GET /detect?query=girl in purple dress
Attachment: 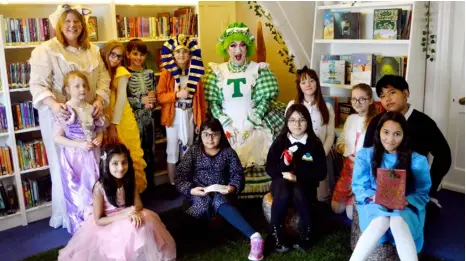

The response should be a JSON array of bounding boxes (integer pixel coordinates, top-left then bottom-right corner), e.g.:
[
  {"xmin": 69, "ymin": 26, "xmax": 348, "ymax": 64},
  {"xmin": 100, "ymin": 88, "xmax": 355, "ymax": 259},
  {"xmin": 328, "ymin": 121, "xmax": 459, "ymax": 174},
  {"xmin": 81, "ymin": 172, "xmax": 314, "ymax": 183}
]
[
  {"xmin": 54, "ymin": 71, "xmax": 106, "ymax": 234},
  {"xmin": 58, "ymin": 144, "xmax": 176, "ymax": 261}
]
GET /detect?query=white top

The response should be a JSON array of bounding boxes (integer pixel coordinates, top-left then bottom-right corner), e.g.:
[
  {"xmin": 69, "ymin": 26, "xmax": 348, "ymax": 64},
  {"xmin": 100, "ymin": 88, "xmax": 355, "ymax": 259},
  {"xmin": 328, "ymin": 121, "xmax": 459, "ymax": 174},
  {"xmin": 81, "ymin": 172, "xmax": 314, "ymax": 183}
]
[
  {"xmin": 111, "ymin": 77, "xmax": 129, "ymax": 124},
  {"xmin": 336, "ymin": 114, "xmax": 367, "ymax": 157},
  {"xmin": 288, "ymin": 133, "xmax": 308, "ymax": 145},
  {"xmin": 404, "ymin": 103, "xmax": 414, "ymax": 120},
  {"xmin": 285, "ymin": 100, "xmax": 335, "ymax": 155},
  {"xmin": 29, "ymin": 38, "xmax": 110, "ymax": 110}
]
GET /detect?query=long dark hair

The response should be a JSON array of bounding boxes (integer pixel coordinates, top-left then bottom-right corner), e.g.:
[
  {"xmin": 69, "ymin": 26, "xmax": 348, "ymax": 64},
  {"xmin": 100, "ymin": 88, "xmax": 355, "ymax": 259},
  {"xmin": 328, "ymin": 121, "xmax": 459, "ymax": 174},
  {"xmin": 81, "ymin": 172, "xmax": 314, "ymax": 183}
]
[
  {"xmin": 295, "ymin": 66, "xmax": 330, "ymax": 125},
  {"xmin": 97, "ymin": 144, "xmax": 135, "ymax": 207},
  {"xmin": 276, "ymin": 103, "xmax": 321, "ymax": 145},
  {"xmin": 197, "ymin": 116, "xmax": 231, "ymax": 151},
  {"xmin": 372, "ymin": 111, "xmax": 413, "ymax": 192}
]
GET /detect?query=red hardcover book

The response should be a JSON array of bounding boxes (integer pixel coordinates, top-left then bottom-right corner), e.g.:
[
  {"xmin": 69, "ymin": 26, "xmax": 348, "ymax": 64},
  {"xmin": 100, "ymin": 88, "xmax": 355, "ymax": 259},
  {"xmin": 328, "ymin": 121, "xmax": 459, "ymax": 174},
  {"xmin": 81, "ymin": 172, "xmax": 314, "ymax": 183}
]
[{"xmin": 375, "ymin": 168, "xmax": 406, "ymax": 210}]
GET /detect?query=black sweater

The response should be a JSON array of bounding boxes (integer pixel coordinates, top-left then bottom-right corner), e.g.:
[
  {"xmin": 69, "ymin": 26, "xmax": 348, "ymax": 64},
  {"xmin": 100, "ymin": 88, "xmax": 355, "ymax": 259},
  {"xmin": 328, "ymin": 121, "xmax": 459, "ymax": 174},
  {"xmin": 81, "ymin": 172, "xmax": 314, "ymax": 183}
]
[
  {"xmin": 266, "ymin": 135, "xmax": 327, "ymax": 187},
  {"xmin": 363, "ymin": 110, "xmax": 452, "ymax": 194}
]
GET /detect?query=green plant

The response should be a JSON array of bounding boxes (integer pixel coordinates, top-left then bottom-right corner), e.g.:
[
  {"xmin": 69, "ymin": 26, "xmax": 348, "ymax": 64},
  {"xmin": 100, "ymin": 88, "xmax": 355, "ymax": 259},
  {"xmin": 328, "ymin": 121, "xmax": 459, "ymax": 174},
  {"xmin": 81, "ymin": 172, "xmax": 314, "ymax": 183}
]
[
  {"xmin": 248, "ymin": 1, "xmax": 296, "ymax": 73},
  {"xmin": 422, "ymin": 2, "xmax": 436, "ymax": 62}
]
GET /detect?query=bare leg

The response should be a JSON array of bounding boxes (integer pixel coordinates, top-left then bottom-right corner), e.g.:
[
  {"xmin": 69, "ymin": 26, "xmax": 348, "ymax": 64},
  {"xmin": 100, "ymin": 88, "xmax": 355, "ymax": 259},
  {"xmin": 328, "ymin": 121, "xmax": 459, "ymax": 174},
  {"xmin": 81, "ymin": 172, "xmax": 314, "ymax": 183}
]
[{"xmin": 167, "ymin": 163, "xmax": 176, "ymax": 185}]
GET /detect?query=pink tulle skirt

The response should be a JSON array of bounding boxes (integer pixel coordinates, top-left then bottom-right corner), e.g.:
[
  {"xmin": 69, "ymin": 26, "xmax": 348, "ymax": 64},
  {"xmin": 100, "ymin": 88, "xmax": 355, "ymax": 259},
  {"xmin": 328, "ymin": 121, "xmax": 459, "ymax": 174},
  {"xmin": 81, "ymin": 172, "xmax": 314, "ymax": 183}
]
[{"xmin": 58, "ymin": 209, "xmax": 176, "ymax": 261}]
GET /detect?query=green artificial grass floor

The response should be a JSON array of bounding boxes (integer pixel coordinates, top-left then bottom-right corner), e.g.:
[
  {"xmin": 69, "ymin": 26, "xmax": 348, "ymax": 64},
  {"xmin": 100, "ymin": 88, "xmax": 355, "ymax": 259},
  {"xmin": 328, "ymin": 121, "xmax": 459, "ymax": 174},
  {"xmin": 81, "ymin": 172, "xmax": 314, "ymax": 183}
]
[{"xmin": 23, "ymin": 201, "xmax": 445, "ymax": 261}]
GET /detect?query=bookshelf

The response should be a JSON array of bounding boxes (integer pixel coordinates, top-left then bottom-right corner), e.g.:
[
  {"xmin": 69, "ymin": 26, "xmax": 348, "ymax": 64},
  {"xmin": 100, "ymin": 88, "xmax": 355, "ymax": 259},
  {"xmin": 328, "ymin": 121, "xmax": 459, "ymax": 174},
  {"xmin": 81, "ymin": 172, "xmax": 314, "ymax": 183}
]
[
  {"xmin": 310, "ymin": 1, "xmax": 426, "ymax": 113},
  {"xmin": 0, "ymin": 1, "xmax": 199, "ymax": 231}
]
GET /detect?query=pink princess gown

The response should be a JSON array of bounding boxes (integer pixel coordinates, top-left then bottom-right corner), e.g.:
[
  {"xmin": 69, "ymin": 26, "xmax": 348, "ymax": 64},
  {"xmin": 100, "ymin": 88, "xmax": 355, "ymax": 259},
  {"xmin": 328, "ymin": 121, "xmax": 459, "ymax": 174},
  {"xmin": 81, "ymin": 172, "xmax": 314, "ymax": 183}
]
[
  {"xmin": 56, "ymin": 104, "xmax": 106, "ymax": 234},
  {"xmin": 58, "ymin": 182, "xmax": 176, "ymax": 261}
]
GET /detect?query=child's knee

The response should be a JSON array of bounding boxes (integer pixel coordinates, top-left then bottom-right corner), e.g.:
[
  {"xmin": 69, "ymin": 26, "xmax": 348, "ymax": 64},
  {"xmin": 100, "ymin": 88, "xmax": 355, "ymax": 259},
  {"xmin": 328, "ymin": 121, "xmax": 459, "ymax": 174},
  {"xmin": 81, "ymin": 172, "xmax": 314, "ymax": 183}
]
[
  {"xmin": 389, "ymin": 216, "xmax": 408, "ymax": 230},
  {"xmin": 370, "ymin": 216, "xmax": 390, "ymax": 231}
]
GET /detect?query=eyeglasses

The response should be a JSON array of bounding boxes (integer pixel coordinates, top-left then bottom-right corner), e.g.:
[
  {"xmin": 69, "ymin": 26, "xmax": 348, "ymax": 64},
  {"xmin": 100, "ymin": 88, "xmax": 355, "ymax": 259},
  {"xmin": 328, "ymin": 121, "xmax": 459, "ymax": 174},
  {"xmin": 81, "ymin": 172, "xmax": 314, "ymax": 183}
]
[
  {"xmin": 201, "ymin": 132, "xmax": 221, "ymax": 139},
  {"xmin": 109, "ymin": 52, "xmax": 124, "ymax": 60},
  {"xmin": 350, "ymin": 97, "xmax": 370, "ymax": 104},
  {"xmin": 288, "ymin": 118, "xmax": 307, "ymax": 126}
]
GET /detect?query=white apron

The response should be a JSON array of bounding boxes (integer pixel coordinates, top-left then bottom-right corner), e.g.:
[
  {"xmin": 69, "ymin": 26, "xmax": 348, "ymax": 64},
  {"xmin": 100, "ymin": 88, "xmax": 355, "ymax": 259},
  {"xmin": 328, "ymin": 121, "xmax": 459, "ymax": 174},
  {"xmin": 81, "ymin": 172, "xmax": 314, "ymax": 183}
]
[{"xmin": 218, "ymin": 62, "xmax": 272, "ymax": 167}]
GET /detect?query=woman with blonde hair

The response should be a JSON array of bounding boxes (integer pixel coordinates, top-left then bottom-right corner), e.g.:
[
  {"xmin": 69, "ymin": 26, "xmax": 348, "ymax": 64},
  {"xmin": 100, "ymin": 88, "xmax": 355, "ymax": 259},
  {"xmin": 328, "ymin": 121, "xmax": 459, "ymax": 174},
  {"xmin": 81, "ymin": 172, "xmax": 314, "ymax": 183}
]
[
  {"xmin": 100, "ymin": 40, "xmax": 148, "ymax": 195},
  {"xmin": 29, "ymin": 4, "xmax": 110, "ymax": 233}
]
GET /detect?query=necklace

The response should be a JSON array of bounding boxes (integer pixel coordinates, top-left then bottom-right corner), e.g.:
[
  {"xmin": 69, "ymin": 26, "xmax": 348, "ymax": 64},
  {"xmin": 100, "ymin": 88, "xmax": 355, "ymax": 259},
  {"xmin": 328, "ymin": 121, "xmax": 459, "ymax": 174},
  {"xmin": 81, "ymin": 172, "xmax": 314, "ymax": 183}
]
[{"xmin": 227, "ymin": 60, "xmax": 249, "ymax": 73}]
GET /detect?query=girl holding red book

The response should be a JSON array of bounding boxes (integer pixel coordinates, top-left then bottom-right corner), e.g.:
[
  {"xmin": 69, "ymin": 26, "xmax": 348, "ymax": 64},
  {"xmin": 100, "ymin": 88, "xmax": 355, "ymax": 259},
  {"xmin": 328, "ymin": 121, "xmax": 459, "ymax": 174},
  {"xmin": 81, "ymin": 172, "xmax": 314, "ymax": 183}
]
[{"xmin": 350, "ymin": 112, "xmax": 431, "ymax": 261}]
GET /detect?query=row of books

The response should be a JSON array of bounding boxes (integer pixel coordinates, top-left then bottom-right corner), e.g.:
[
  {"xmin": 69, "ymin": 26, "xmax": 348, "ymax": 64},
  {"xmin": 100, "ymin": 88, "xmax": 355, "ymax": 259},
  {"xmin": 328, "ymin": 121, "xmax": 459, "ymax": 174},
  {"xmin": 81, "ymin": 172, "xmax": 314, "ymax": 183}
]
[
  {"xmin": 8, "ymin": 62, "xmax": 31, "ymax": 89},
  {"xmin": 320, "ymin": 54, "xmax": 407, "ymax": 87},
  {"xmin": 22, "ymin": 176, "xmax": 51, "ymax": 209},
  {"xmin": 0, "ymin": 181, "xmax": 18, "ymax": 215},
  {"xmin": 3, "ymin": 17, "xmax": 55, "ymax": 44},
  {"xmin": 116, "ymin": 11, "xmax": 197, "ymax": 39},
  {"xmin": 12, "ymin": 101, "xmax": 39, "ymax": 131},
  {"xmin": 323, "ymin": 8, "xmax": 412, "ymax": 40},
  {"xmin": 324, "ymin": 96, "xmax": 385, "ymax": 128},
  {"xmin": 0, "ymin": 146, "xmax": 13, "ymax": 175},
  {"xmin": 0, "ymin": 105, "xmax": 7, "ymax": 133},
  {"xmin": 17, "ymin": 140, "xmax": 48, "ymax": 171}
]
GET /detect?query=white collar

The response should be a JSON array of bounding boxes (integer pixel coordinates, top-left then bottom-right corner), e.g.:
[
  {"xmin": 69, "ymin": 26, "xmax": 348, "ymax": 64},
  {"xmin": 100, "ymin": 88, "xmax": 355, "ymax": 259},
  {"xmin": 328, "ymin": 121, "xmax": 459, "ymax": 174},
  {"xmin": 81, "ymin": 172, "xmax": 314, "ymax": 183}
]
[
  {"xmin": 404, "ymin": 104, "xmax": 414, "ymax": 120},
  {"xmin": 288, "ymin": 133, "xmax": 308, "ymax": 145}
]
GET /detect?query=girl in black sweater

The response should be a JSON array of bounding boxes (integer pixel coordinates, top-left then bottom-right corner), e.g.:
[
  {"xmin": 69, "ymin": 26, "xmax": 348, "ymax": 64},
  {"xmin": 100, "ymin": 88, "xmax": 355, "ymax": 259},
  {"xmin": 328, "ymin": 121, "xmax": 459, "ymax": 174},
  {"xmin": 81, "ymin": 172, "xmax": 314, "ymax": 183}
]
[{"xmin": 266, "ymin": 103, "xmax": 327, "ymax": 253}]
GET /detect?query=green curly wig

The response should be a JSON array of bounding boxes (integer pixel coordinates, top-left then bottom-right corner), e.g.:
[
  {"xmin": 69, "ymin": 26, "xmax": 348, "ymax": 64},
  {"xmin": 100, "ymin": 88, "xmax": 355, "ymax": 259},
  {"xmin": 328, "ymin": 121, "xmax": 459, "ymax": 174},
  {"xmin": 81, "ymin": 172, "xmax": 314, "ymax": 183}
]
[{"xmin": 216, "ymin": 22, "xmax": 256, "ymax": 58}]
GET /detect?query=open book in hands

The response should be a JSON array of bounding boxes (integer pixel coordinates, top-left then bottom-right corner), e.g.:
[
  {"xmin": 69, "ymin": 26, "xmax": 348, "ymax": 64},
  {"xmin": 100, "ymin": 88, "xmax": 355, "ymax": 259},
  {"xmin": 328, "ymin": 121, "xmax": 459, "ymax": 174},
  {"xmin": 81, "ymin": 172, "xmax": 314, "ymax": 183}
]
[{"xmin": 204, "ymin": 184, "xmax": 229, "ymax": 194}]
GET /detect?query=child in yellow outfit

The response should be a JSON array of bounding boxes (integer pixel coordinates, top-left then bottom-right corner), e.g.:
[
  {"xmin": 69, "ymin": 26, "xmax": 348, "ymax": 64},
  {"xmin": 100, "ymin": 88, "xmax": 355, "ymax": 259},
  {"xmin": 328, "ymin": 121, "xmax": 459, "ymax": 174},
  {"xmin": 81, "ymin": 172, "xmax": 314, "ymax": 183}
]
[{"xmin": 101, "ymin": 40, "xmax": 147, "ymax": 194}]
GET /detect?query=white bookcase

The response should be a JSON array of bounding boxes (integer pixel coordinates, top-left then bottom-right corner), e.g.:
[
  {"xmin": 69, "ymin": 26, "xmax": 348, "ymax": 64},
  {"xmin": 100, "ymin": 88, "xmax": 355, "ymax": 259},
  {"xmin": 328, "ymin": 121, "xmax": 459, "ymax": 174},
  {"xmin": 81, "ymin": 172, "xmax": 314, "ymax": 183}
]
[
  {"xmin": 310, "ymin": 1, "xmax": 426, "ymax": 112},
  {"xmin": 0, "ymin": 0, "xmax": 199, "ymax": 232}
]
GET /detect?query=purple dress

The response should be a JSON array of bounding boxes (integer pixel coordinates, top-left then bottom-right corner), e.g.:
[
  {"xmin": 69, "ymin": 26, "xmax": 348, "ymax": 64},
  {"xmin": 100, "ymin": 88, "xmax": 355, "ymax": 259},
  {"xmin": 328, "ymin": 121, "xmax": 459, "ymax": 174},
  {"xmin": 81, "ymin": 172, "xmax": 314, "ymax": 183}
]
[{"xmin": 55, "ymin": 105, "xmax": 106, "ymax": 234}]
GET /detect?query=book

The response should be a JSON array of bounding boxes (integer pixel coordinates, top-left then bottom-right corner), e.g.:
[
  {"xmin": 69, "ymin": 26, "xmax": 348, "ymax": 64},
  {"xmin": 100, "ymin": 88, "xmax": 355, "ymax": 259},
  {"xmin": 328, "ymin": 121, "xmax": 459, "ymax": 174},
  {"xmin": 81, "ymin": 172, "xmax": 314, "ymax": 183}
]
[
  {"xmin": 333, "ymin": 12, "xmax": 360, "ymax": 39},
  {"xmin": 350, "ymin": 53, "xmax": 374, "ymax": 86},
  {"xmin": 375, "ymin": 168, "xmax": 406, "ymax": 210},
  {"xmin": 323, "ymin": 11, "xmax": 334, "ymax": 39},
  {"xmin": 373, "ymin": 9, "xmax": 402, "ymax": 40},
  {"xmin": 204, "ymin": 184, "xmax": 229, "ymax": 194},
  {"xmin": 320, "ymin": 60, "xmax": 346, "ymax": 84},
  {"xmin": 374, "ymin": 55, "xmax": 402, "ymax": 84},
  {"xmin": 87, "ymin": 16, "xmax": 98, "ymax": 41}
]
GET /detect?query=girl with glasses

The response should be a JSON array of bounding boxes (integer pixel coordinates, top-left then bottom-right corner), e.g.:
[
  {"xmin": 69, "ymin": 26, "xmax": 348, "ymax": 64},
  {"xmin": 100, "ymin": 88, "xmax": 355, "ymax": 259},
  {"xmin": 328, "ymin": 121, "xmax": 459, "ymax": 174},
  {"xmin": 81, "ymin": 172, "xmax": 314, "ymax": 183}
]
[
  {"xmin": 100, "ymin": 40, "xmax": 148, "ymax": 196},
  {"xmin": 175, "ymin": 117, "xmax": 264, "ymax": 261},
  {"xmin": 267, "ymin": 104, "xmax": 327, "ymax": 252},
  {"xmin": 285, "ymin": 66, "xmax": 335, "ymax": 202},
  {"xmin": 331, "ymin": 83, "xmax": 378, "ymax": 219}
]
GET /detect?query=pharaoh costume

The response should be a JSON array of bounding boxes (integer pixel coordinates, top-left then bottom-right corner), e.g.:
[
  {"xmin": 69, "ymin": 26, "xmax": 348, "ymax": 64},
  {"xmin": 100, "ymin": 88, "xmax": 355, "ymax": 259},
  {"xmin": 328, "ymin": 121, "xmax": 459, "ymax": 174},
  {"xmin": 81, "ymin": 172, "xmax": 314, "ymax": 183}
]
[{"xmin": 204, "ymin": 22, "xmax": 285, "ymax": 198}]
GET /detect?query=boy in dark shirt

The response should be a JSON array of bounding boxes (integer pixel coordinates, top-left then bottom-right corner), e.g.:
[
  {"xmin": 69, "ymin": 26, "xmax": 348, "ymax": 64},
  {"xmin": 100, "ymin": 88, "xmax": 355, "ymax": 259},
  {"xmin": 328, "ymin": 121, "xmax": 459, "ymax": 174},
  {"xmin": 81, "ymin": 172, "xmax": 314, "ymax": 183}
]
[{"xmin": 363, "ymin": 75, "xmax": 451, "ymax": 213}]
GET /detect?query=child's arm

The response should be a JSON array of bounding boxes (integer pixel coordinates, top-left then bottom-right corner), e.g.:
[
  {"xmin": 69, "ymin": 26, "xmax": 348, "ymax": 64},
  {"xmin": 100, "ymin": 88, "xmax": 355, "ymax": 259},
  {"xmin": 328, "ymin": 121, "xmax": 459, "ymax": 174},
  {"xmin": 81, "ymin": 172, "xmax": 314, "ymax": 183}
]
[
  {"xmin": 112, "ymin": 77, "xmax": 129, "ymax": 125},
  {"xmin": 175, "ymin": 148, "xmax": 197, "ymax": 195},
  {"xmin": 351, "ymin": 148, "xmax": 376, "ymax": 203},
  {"xmin": 133, "ymin": 188, "xmax": 143, "ymax": 211},
  {"xmin": 93, "ymin": 184, "xmax": 135, "ymax": 226},
  {"xmin": 406, "ymin": 154, "xmax": 432, "ymax": 210},
  {"xmin": 53, "ymin": 122, "xmax": 92, "ymax": 150},
  {"xmin": 323, "ymin": 103, "xmax": 335, "ymax": 156}
]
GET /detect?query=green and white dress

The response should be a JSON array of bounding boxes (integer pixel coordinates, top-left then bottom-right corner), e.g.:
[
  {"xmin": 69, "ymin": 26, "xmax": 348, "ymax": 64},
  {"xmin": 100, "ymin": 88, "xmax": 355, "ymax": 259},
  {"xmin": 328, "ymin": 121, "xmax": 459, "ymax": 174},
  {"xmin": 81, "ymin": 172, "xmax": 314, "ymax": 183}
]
[{"xmin": 204, "ymin": 60, "xmax": 286, "ymax": 198}]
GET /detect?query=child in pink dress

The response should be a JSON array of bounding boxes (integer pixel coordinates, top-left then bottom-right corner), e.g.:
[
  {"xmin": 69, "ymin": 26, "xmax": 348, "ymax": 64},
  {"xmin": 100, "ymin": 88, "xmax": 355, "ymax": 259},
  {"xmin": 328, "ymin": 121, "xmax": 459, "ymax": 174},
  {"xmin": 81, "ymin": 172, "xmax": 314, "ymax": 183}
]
[{"xmin": 58, "ymin": 143, "xmax": 176, "ymax": 261}]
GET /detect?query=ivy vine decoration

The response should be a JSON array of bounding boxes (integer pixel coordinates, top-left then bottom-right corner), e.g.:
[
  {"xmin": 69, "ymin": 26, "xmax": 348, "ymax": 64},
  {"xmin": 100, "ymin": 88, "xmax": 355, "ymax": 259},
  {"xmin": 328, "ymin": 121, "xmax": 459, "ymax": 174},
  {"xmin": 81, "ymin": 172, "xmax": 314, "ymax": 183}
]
[
  {"xmin": 248, "ymin": 1, "xmax": 296, "ymax": 73},
  {"xmin": 422, "ymin": 2, "xmax": 436, "ymax": 62}
]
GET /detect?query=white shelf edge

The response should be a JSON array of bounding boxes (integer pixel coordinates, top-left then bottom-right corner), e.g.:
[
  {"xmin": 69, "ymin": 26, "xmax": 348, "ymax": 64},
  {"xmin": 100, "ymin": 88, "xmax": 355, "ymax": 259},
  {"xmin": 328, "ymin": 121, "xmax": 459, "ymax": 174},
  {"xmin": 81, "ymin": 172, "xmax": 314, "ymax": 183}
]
[
  {"xmin": 9, "ymin": 87, "xmax": 30, "ymax": 92},
  {"xmin": 0, "ymin": 212, "xmax": 21, "ymax": 221},
  {"xmin": 14, "ymin": 126, "xmax": 41, "ymax": 134},
  {"xmin": 314, "ymin": 39, "xmax": 410, "ymax": 44},
  {"xmin": 20, "ymin": 165, "xmax": 49, "ymax": 175},
  {"xmin": 0, "ymin": 174, "xmax": 15, "ymax": 180},
  {"xmin": 0, "ymin": 132, "xmax": 9, "ymax": 137},
  {"xmin": 25, "ymin": 202, "xmax": 52, "ymax": 213},
  {"xmin": 318, "ymin": 1, "xmax": 413, "ymax": 10}
]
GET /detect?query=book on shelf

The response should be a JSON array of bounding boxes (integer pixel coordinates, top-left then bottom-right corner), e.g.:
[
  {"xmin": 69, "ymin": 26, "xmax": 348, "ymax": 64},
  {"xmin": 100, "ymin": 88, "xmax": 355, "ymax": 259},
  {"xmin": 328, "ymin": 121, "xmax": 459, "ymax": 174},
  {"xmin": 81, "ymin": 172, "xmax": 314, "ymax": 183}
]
[
  {"xmin": 374, "ymin": 55, "xmax": 403, "ymax": 85},
  {"xmin": 17, "ymin": 140, "xmax": 48, "ymax": 171},
  {"xmin": 320, "ymin": 60, "xmax": 346, "ymax": 85},
  {"xmin": 375, "ymin": 168, "xmax": 407, "ymax": 210},
  {"xmin": 333, "ymin": 12, "xmax": 360, "ymax": 39},
  {"xmin": 338, "ymin": 102, "xmax": 355, "ymax": 127},
  {"xmin": 87, "ymin": 16, "xmax": 98, "ymax": 41},
  {"xmin": 0, "ymin": 181, "xmax": 18, "ymax": 215},
  {"xmin": 12, "ymin": 101, "xmax": 39, "ymax": 130},
  {"xmin": 350, "ymin": 53, "xmax": 374, "ymax": 86},
  {"xmin": 0, "ymin": 105, "xmax": 8, "ymax": 133},
  {"xmin": 373, "ymin": 9, "xmax": 402, "ymax": 40},
  {"xmin": 323, "ymin": 11, "xmax": 334, "ymax": 39},
  {"xmin": 3, "ymin": 17, "xmax": 53, "ymax": 44},
  {"xmin": 8, "ymin": 62, "xmax": 30, "ymax": 89},
  {"xmin": 0, "ymin": 146, "xmax": 13, "ymax": 175},
  {"xmin": 22, "ymin": 176, "xmax": 50, "ymax": 209}
]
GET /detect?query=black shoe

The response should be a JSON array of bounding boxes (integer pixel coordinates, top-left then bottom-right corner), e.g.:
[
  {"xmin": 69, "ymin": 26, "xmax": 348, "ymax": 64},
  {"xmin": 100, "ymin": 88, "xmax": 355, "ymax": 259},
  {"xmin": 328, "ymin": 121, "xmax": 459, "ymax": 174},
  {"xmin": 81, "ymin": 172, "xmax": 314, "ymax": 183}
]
[
  {"xmin": 271, "ymin": 225, "xmax": 290, "ymax": 253},
  {"xmin": 293, "ymin": 227, "xmax": 312, "ymax": 252}
]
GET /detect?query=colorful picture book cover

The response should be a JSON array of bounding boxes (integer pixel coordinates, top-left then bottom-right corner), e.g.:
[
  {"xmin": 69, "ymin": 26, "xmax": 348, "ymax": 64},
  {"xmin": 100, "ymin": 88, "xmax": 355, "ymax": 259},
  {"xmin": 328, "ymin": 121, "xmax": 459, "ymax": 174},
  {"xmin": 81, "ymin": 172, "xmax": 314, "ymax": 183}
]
[
  {"xmin": 373, "ymin": 9, "xmax": 402, "ymax": 40},
  {"xmin": 333, "ymin": 12, "xmax": 360, "ymax": 39},
  {"xmin": 323, "ymin": 11, "xmax": 334, "ymax": 39}
]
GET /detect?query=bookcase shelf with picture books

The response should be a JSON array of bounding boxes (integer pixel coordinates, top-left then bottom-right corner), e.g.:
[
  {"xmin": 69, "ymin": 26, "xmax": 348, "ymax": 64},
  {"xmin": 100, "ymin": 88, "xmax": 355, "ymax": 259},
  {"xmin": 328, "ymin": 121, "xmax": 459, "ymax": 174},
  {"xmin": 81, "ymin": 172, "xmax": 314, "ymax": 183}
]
[
  {"xmin": 310, "ymin": 1, "xmax": 426, "ymax": 132},
  {"xmin": 0, "ymin": 0, "xmax": 199, "ymax": 232}
]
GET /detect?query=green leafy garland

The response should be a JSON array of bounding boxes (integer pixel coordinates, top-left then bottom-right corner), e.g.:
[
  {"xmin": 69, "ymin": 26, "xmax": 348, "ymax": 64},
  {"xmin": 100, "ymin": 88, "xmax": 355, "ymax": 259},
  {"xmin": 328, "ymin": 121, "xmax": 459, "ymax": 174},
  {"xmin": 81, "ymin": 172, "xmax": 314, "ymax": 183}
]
[
  {"xmin": 248, "ymin": 1, "xmax": 296, "ymax": 73},
  {"xmin": 422, "ymin": 2, "xmax": 436, "ymax": 62}
]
